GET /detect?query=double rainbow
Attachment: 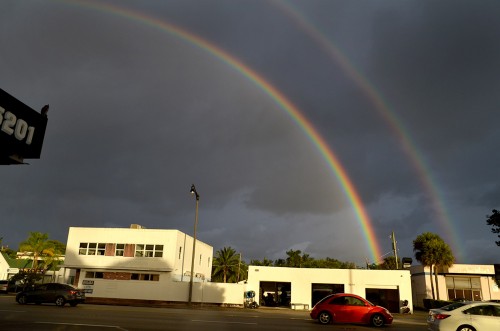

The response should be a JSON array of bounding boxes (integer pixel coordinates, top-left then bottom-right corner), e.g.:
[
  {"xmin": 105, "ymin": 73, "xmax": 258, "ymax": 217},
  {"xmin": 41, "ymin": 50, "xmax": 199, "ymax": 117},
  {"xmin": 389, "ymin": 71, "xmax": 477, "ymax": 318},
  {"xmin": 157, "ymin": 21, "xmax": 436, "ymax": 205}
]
[{"xmin": 57, "ymin": 0, "xmax": 384, "ymax": 263}]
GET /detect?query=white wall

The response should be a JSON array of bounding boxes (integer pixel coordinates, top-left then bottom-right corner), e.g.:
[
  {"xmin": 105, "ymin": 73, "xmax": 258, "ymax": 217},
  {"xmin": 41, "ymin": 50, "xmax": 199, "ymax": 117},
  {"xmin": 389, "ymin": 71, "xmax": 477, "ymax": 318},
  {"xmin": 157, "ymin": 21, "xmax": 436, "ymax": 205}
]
[
  {"xmin": 64, "ymin": 227, "xmax": 213, "ymax": 281},
  {"xmin": 77, "ymin": 268, "xmax": 245, "ymax": 305},
  {"xmin": 247, "ymin": 266, "xmax": 412, "ymax": 311},
  {"xmin": 410, "ymin": 264, "xmax": 500, "ymax": 307}
]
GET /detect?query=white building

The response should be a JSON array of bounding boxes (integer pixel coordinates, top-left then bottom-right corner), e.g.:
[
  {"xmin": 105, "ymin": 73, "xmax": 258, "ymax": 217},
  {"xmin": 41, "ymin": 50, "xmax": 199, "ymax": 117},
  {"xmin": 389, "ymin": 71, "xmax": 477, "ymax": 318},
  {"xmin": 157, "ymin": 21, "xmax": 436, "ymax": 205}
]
[
  {"xmin": 246, "ymin": 265, "xmax": 413, "ymax": 313},
  {"xmin": 411, "ymin": 264, "xmax": 500, "ymax": 308},
  {"xmin": 62, "ymin": 226, "xmax": 233, "ymax": 304},
  {"xmin": 0, "ymin": 251, "xmax": 73, "ymax": 285}
]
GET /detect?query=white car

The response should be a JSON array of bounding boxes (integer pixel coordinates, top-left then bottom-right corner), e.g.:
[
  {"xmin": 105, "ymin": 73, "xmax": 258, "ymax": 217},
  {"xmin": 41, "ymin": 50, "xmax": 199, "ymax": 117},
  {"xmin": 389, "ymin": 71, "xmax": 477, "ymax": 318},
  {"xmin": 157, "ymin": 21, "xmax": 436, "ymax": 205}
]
[{"xmin": 428, "ymin": 301, "xmax": 500, "ymax": 331}]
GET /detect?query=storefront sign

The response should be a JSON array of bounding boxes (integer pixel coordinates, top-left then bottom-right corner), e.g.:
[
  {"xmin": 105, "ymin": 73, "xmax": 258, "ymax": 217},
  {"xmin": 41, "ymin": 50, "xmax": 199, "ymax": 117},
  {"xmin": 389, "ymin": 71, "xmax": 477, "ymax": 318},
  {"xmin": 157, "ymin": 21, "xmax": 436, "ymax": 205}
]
[{"xmin": 0, "ymin": 89, "xmax": 48, "ymax": 164}]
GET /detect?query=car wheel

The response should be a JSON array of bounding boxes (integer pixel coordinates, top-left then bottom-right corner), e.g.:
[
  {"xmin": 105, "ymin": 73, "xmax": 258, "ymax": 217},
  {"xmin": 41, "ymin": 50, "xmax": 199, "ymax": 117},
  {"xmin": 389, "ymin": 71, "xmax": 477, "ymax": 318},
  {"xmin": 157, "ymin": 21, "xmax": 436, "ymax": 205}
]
[
  {"xmin": 318, "ymin": 311, "xmax": 332, "ymax": 325},
  {"xmin": 370, "ymin": 313, "xmax": 385, "ymax": 327},
  {"xmin": 55, "ymin": 296, "xmax": 66, "ymax": 307},
  {"xmin": 457, "ymin": 326, "xmax": 476, "ymax": 331},
  {"xmin": 17, "ymin": 295, "xmax": 27, "ymax": 305}
]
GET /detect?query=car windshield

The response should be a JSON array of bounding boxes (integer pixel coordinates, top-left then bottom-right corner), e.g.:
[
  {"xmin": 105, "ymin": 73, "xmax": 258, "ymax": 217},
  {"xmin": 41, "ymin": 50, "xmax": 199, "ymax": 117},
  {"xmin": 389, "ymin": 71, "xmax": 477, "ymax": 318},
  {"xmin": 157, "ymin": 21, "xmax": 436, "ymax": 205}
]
[{"xmin": 438, "ymin": 302, "xmax": 467, "ymax": 311}]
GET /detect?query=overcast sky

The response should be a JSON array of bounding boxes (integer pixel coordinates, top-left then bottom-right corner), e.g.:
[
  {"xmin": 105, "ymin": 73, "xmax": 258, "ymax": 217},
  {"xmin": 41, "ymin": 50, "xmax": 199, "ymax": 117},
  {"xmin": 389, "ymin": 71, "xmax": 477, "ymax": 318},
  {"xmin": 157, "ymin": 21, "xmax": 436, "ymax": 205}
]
[{"xmin": 2, "ymin": 0, "xmax": 499, "ymax": 267}]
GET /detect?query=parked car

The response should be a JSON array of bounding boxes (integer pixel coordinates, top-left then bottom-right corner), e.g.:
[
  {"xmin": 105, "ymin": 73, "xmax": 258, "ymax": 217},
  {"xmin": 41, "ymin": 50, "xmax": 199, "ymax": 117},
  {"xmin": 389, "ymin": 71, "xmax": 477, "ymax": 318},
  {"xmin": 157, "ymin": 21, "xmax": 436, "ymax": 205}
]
[
  {"xmin": 310, "ymin": 293, "xmax": 393, "ymax": 327},
  {"xmin": 428, "ymin": 301, "xmax": 500, "ymax": 331},
  {"xmin": 0, "ymin": 280, "xmax": 8, "ymax": 293},
  {"xmin": 16, "ymin": 283, "xmax": 85, "ymax": 307}
]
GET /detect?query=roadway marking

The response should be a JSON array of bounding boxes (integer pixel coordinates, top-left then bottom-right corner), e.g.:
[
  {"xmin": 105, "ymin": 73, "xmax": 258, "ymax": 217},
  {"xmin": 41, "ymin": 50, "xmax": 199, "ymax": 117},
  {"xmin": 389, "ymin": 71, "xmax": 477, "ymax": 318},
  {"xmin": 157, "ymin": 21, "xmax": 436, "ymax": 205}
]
[
  {"xmin": 36, "ymin": 322, "xmax": 128, "ymax": 330},
  {"xmin": 394, "ymin": 319, "xmax": 427, "ymax": 325},
  {"xmin": 192, "ymin": 319, "xmax": 258, "ymax": 325}
]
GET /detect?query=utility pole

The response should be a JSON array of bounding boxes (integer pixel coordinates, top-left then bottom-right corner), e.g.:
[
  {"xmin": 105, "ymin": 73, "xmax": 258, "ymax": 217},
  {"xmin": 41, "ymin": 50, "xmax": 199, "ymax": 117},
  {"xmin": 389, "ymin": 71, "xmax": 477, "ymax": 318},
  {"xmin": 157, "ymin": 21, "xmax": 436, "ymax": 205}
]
[{"xmin": 391, "ymin": 231, "xmax": 399, "ymax": 269}]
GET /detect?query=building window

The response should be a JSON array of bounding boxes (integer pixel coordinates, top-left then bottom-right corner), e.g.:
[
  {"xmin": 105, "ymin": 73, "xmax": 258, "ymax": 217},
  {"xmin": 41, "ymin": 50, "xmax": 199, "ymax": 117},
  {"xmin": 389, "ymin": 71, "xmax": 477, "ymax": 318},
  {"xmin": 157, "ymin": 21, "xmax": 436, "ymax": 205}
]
[
  {"xmin": 79, "ymin": 243, "xmax": 106, "ymax": 255},
  {"xmin": 79, "ymin": 243, "xmax": 88, "ymax": 255},
  {"xmin": 115, "ymin": 244, "xmax": 125, "ymax": 256},
  {"xmin": 85, "ymin": 271, "xmax": 104, "ymax": 278},
  {"xmin": 179, "ymin": 246, "xmax": 182, "ymax": 259},
  {"xmin": 97, "ymin": 243, "xmax": 106, "ymax": 255},
  {"xmin": 131, "ymin": 273, "xmax": 159, "ymax": 281},
  {"xmin": 446, "ymin": 276, "xmax": 482, "ymax": 301},
  {"xmin": 135, "ymin": 244, "xmax": 163, "ymax": 257}
]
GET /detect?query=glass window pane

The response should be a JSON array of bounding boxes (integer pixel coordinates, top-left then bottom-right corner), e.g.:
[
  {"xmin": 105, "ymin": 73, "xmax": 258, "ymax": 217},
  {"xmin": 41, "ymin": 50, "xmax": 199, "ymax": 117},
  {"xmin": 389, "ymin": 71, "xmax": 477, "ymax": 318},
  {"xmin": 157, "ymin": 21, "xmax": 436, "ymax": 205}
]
[
  {"xmin": 454, "ymin": 277, "xmax": 471, "ymax": 288},
  {"xmin": 447, "ymin": 289, "xmax": 455, "ymax": 300},
  {"xmin": 470, "ymin": 278, "xmax": 481, "ymax": 288},
  {"xmin": 464, "ymin": 290, "xmax": 473, "ymax": 301}
]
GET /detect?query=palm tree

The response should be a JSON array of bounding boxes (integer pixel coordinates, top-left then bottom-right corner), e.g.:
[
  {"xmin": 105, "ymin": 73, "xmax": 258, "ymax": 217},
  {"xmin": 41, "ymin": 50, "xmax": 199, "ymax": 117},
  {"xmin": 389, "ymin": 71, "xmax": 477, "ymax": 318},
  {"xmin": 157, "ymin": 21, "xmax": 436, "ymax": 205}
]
[
  {"xmin": 212, "ymin": 247, "xmax": 240, "ymax": 283},
  {"xmin": 430, "ymin": 238, "xmax": 454, "ymax": 300},
  {"xmin": 413, "ymin": 232, "xmax": 455, "ymax": 300},
  {"xmin": 18, "ymin": 232, "xmax": 55, "ymax": 270},
  {"xmin": 413, "ymin": 232, "xmax": 438, "ymax": 299}
]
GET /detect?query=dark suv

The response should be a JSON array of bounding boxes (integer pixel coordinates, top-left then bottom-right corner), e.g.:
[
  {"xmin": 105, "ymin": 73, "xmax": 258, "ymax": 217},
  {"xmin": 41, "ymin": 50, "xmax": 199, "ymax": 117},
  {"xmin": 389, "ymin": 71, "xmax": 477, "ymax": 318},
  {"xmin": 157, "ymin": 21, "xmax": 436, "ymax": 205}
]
[{"xmin": 16, "ymin": 283, "xmax": 85, "ymax": 307}]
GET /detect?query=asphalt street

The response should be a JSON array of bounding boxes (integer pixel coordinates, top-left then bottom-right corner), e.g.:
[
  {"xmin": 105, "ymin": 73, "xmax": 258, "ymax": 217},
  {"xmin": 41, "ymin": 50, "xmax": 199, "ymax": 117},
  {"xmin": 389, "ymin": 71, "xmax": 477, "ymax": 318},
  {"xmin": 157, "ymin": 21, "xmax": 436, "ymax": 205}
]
[{"xmin": 0, "ymin": 294, "xmax": 429, "ymax": 330}]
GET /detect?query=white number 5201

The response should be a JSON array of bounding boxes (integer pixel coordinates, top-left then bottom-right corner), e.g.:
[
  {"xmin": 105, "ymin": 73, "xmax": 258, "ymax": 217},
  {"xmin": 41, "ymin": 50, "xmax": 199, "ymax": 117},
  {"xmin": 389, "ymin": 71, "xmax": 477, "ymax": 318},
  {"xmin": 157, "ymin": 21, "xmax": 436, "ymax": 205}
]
[{"xmin": 0, "ymin": 106, "xmax": 35, "ymax": 145}]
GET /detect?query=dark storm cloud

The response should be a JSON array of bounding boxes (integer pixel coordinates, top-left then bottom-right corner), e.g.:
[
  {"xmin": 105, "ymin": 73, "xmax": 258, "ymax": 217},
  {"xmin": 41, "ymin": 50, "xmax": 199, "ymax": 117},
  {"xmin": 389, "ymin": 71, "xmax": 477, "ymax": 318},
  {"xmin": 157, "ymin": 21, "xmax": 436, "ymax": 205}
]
[{"xmin": 1, "ymin": 0, "xmax": 499, "ymax": 265}]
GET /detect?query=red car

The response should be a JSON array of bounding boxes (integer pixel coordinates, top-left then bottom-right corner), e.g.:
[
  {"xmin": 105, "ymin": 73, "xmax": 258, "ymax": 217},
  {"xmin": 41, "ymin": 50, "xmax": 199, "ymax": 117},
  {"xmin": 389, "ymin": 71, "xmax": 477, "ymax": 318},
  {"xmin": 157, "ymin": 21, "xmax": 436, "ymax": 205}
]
[{"xmin": 310, "ymin": 293, "xmax": 393, "ymax": 327}]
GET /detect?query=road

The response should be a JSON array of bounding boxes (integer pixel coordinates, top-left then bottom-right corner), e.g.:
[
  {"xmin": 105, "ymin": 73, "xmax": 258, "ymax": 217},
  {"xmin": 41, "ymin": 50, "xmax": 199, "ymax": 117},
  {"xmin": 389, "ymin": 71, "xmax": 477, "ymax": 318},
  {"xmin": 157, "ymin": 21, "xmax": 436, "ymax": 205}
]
[{"xmin": 0, "ymin": 294, "xmax": 428, "ymax": 330}]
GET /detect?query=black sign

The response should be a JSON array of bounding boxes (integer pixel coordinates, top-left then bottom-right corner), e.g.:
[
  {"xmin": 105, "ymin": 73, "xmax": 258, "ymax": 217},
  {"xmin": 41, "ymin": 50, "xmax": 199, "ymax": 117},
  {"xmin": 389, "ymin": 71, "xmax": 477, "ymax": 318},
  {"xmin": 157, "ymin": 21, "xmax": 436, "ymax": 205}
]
[{"xmin": 0, "ymin": 89, "xmax": 48, "ymax": 164}]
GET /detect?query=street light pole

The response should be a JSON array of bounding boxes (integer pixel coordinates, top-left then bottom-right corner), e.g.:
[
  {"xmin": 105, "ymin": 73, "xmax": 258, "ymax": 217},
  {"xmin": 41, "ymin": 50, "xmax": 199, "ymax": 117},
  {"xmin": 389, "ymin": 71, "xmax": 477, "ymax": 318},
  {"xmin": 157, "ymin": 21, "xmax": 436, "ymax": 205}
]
[{"xmin": 188, "ymin": 184, "xmax": 199, "ymax": 305}]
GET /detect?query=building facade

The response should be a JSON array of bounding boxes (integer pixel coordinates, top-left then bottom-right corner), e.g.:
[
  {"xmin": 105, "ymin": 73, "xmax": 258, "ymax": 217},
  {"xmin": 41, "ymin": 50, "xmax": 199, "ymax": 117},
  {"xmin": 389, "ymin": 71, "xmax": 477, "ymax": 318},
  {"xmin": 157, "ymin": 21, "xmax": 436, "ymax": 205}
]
[
  {"xmin": 0, "ymin": 251, "xmax": 73, "ymax": 286},
  {"xmin": 63, "ymin": 226, "xmax": 216, "ymax": 303},
  {"xmin": 246, "ymin": 266, "xmax": 413, "ymax": 313},
  {"xmin": 410, "ymin": 264, "xmax": 500, "ymax": 308}
]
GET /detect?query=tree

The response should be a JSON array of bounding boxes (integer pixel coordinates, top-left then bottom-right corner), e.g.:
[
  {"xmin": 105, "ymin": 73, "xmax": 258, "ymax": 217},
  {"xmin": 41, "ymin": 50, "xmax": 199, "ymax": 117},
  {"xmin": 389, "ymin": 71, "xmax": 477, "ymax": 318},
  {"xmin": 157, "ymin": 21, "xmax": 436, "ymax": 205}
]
[
  {"xmin": 212, "ymin": 247, "xmax": 241, "ymax": 283},
  {"xmin": 486, "ymin": 209, "xmax": 500, "ymax": 246},
  {"xmin": 413, "ymin": 232, "xmax": 455, "ymax": 300},
  {"xmin": 250, "ymin": 258, "xmax": 274, "ymax": 266},
  {"xmin": 430, "ymin": 238, "xmax": 454, "ymax": 300},
  {"xmin": 379, "ymin": 256, "xmax": 401, "ymax": 270},
  {"xmin": 18, "ymin": 232, "xmax": 55, "ymax": 270},
  {"xmin": 414, "ymin": 232, "xmax": 438, "ymax": 299},
  {"xmin": 285, "ymin": 249, "xmax": 303, "ymax": 267},
  {"xmin": 47, "ymin": 240, "xmax": 66, "ymax": 255}
]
